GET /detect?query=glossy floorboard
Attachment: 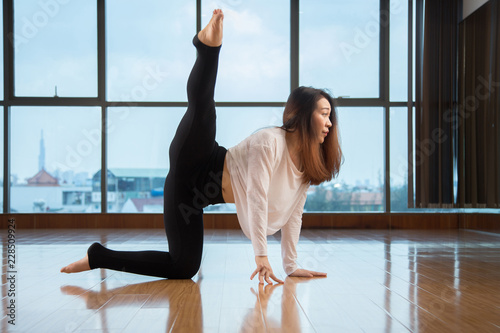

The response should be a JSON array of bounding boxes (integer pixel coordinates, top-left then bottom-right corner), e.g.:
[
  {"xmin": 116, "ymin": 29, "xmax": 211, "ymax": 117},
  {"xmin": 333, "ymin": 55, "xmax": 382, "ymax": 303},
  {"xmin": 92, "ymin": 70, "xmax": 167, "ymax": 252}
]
[{"xmin": 1, "ymin": 228, "xmax": 499, "ymax": 332}]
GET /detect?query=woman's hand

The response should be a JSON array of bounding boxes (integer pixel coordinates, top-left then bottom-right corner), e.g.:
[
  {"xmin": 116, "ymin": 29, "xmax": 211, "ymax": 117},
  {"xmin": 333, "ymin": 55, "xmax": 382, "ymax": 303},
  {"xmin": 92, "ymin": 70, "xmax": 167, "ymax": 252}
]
[
  {"xmin": 289, "ymin": 268, "xmax": 327, "ymax": 278},
  {"xmin": 250, "ymin": 256, "xmax": 284, "ymax": 284}
]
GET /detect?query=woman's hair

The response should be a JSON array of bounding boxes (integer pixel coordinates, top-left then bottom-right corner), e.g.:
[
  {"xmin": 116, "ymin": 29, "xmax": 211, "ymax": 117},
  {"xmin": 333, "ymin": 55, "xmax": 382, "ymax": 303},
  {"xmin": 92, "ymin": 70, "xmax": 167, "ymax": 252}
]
[{"xmin": 281, "ymin": 86, "xmax": 343, "ymax": 185}]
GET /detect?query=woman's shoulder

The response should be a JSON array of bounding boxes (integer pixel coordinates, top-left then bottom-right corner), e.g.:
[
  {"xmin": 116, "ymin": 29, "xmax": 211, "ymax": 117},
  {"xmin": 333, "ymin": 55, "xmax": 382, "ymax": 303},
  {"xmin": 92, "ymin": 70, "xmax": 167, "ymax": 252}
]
[
  {"xmin": 248, "ymin": 127, "xmax": 285, "ymax": 145},
  {"xmin": 229, "ymin": 127, "xmax": 285, "ymax": 156}
]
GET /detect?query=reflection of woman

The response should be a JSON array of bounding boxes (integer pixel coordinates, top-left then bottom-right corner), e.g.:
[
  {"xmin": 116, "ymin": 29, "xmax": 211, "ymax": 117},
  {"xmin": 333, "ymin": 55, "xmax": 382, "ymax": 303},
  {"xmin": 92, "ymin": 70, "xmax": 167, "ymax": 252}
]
[
  {"xmin": 242, "ymin": 277, "xmax": 308, "ymax": 332},
  {"xmin": 61, "ymin": 9, "xmax": 342, "ymax": 283},
  {"xmin": 61, "ymin": 279, "xmax": 202, "ymax": 331}
]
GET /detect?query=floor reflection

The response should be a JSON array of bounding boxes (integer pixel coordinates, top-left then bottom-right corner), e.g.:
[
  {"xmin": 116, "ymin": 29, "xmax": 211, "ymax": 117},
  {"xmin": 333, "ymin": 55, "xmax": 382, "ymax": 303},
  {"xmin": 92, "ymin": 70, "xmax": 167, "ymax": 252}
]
[
  {"xmin": 60, "ymin": 274, "xmax": 326, "ymax": 332},
  {"xmin": 241, "ymin": 277, "xmax": 325, "ymax": 332},
  {"xmin": 61, "ymin": 278, "xmax": 202, "ymax": 332}
]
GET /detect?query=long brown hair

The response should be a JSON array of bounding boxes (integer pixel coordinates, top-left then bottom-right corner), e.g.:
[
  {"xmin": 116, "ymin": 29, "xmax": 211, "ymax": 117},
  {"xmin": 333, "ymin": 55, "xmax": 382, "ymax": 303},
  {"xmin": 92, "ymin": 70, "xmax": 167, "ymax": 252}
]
[{"xmin": 281, "ymin": 86, "xmax": 343, "ymax": 185}]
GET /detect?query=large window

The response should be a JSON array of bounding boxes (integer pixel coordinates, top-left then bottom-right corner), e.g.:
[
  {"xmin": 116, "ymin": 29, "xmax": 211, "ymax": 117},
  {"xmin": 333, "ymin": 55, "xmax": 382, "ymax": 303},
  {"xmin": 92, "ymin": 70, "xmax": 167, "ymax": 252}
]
[
  {"xmin": 0, "ymin": 2, "xmax": 3, "ymax": 100},
  {"xmin": 0, "ymin": 110, "xmax": 3, "ymax": 208},
  {"xmin": 106, "ymin": 107, "xmax": 182, "ymax": 213},
  {"xmin": 211, "ymin": 107, "xmax": 285, "ymax": 212},
  {"xmin": 2, "ymin": 0, "xmax": 418, "ymax": 214},
  {"xmin": 106, "ymin": 0, "xmax": 196, "ymax": 102},
  {"xmin": 14, "ymin": 0, "xmax": 97, "ymax": 97},
  {"xmin": 305, "ymin": 108, "xmax": 385, "ymax": 212},
  {"xmin": 202, "ymin": 0, "xmax": 290, "ymax": 102},
  {"xmin": 10, "ymin": 107, "xmax": 100, "ymax": 213},
  {"xmin": 300, "ymin": 0, "xmax": 380, "ymax": 98},
  {"xmin": 389, "ymin": 0, "xmax": 408, "ymax": 101},
  {"xmin": 0, "ymin": 3, "xmax": 3, "ymax": 208},
  {"xmin": 390, "ymin": 107, "xmax": 409, "ymax": 211}
]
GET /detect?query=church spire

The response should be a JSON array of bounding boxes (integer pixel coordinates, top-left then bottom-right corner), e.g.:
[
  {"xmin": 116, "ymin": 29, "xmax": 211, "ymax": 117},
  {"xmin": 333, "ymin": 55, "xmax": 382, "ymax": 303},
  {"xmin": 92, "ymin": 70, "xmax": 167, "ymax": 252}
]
[{"xmin": 39, "ymin": 130, "xmax": 46, "ymax": 171}]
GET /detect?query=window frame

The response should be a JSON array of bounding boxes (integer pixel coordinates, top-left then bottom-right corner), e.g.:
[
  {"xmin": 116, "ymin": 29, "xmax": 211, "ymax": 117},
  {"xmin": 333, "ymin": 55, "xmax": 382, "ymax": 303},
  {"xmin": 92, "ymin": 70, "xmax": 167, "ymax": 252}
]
[{"xmin": 1, "ymin": 0, "xmax": 415, "ymax": 213}]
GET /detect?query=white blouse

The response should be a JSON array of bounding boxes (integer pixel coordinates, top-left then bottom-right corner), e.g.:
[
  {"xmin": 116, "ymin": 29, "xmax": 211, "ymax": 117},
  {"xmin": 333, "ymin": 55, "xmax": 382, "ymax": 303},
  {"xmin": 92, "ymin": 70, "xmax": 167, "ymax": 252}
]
[{"xmin": 226, "ymin": 127, "xmax": 309, "ymax": 275}]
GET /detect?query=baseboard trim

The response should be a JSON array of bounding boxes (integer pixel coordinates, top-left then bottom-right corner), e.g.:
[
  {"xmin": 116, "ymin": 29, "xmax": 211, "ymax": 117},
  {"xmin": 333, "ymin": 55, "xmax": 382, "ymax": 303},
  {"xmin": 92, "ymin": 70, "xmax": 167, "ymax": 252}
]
[{"xmin": 1, "ymin": 213, "xmax": 497, "ymax": 231}]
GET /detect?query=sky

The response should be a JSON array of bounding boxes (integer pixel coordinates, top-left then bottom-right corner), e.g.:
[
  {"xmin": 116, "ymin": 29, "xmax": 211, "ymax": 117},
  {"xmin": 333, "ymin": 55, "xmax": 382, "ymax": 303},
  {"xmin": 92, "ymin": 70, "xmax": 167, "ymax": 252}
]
[{"xmin": 4, "ymin": 0, "xmax": 410, "ymax": 188}]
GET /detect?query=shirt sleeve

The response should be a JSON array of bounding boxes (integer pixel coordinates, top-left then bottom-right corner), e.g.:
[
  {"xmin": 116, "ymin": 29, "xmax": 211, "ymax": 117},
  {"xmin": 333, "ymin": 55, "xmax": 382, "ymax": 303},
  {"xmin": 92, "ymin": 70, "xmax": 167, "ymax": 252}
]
[
  {"xmin": 246, "ymin": 138, "xmax": 276, "ymax": 257},
  {"xmin": 281, "ymin": 188, "xmax": 308, "ymax": 275}
]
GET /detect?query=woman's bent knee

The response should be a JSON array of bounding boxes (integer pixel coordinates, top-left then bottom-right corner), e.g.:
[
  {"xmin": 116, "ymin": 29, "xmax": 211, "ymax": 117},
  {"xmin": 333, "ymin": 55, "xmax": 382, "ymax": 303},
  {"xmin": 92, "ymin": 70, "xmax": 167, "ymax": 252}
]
[{"xmin": 169, "ymin": 262, "xmax": 200, "ymax": 279}]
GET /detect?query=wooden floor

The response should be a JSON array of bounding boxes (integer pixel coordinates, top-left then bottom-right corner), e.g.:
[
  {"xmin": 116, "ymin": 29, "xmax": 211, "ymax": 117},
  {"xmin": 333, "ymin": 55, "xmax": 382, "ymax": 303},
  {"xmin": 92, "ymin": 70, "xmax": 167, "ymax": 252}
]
[{"xmin": 1, "ymin": 228, "xmax": 499, "ymax": 332}]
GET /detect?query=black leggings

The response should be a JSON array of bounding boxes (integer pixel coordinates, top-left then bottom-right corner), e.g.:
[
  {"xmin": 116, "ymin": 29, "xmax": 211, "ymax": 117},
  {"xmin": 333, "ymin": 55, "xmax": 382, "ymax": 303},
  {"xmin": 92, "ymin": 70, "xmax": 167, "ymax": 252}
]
[{"xmin": 87, "ymin": 35, "xmax": 227, "ymax": 279}]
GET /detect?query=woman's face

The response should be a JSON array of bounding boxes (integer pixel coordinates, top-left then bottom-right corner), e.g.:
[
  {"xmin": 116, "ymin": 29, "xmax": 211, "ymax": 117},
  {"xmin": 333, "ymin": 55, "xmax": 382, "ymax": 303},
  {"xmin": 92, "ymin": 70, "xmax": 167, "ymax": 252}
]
[{"xmin": 311, "ymin": 97, "xmax": 333, "ymax": 144}]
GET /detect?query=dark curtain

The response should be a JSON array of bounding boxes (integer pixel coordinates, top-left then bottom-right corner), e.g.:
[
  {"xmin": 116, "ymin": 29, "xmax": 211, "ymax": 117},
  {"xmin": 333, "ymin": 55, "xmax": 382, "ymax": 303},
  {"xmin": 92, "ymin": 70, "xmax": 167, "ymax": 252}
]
[
  {"xmin": 415, "ymin": 0, "xmax": 500, "ymax": 209},
  {"xmin": 458, "ymin": 0, "xmax": 500, "ymax": 208},
  {"xmin": 415, "ymin": 0, "xmax": 460, "ymax": 208}
]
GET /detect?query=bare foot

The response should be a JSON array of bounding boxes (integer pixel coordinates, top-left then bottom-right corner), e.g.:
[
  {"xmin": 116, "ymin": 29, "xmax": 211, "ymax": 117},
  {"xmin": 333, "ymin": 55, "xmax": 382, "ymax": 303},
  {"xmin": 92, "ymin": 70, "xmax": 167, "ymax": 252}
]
[
  {"xmin": 198, "ymin": 9, "xmax": 224, "ymax": 47},
  {"xmin": 60, "ymin": 254, "xmax": 91, "ymax": 273}
]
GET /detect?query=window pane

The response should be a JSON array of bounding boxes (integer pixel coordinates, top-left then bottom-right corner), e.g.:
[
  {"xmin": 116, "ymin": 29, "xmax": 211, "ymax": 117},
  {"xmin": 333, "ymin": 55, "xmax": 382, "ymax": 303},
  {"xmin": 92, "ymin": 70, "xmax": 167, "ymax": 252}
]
[
  {"xmin": 211, "ymin": 107, "xmax": 284, "ymax": 212},
  {"xmin": 390, "ymin": 107, "xmax": 409, "ymax": 211},
  {"xmin": 0, "ymin": 4, "xmax": 3, "ymax": 100},
  {"xmin": 107, "ymin": 107, "xmax": 184, "ymax": 213},
  {"xmin": 216, "ymin": 107, "xmax": 284, "ymax": 148},
  {"xmin": 300, "ymin": 0, "xmax": 379, "ymax": 98},
  {"xmin": 202, "ymin": 1, "xmax": 290, "ymax": 102},
  {"xmin": 0, "ymin": 109, "xmax": 3, "ymax": 211},
  {"xmin": 106, "ymin": 0, "xmax": 196, "ymax": 102},
  {"xmin": 305, "ymin": 108, "xmax": 384, "ymax": 212},
  {"xmin": 11, "ymin": 107, "xmax": 101, "ymax": 213},
  {"xmin": 107, "ymin": 106, "xmax": 283, "ymax": 213},
  {"xmin": 14, "ymin": 0, "xmax": 97, "ymax": 97},
  {"xmin": 390, "ymin": 0, "xmax": 408, "ymax": 101}
]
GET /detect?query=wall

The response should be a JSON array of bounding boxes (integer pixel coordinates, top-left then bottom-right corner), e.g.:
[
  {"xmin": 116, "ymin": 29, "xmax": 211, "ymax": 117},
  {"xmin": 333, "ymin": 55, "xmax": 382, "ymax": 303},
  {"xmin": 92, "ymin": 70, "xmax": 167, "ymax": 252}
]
[{"xmin": 463, "ymin": 0, "xmax": 489, "ymax": 19}]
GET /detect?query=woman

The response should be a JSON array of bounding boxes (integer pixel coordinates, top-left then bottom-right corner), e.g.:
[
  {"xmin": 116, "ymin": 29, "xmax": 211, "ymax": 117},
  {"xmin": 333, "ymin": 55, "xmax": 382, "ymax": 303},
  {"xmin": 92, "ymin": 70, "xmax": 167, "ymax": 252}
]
[{"xmin": 61, "ymin": 9, "xmax": 342, "ymax": 284}]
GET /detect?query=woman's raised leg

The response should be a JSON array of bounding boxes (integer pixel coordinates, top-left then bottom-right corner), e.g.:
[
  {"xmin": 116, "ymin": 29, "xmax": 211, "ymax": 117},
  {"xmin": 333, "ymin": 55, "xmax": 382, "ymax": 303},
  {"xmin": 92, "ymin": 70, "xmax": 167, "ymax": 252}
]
[
  {"xmin": 162, "ymin": 8, "xmax": 225, "ymax": 276},
  {"xmin": 60, "ymin": 10, "xmax": 225, "ymax": 278}
]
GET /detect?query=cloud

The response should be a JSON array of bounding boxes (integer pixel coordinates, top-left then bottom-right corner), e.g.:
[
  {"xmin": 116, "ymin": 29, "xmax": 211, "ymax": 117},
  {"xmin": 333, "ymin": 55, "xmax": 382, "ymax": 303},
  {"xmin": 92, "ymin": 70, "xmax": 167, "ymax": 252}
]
[{"xmin": 224, "ymin": 9, "xmax": 265, "ymax": 35}]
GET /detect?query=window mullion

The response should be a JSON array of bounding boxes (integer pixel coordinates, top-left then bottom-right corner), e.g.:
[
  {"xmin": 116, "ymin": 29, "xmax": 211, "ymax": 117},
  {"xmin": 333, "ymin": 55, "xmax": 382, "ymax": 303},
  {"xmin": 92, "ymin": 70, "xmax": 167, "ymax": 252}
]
[
  {"xmin": 381, "ymin": 0, "xmax": 391, "ymax": 212},
  {"xmin": 3, "ymin": 0, "xmax": 14, "ymax": 213},
  {"xmin": 98, "ymin": 0, "xmax": 107, "ymax": 212},
  {"xmin": 291, "ymin": 0, "xmax": 299, "ymax": 92}
]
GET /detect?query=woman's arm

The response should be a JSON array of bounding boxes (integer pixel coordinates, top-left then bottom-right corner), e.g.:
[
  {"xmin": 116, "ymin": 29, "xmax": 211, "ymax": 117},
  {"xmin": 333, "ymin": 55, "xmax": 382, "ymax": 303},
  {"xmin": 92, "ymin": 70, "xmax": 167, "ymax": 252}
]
[
  {"xmin": 246, "ymin": 135, "xmax": 283, "ymax": 284},
  {"xmin": 281, "ymin": 190, "xmax": 327, "ymax": 278}
]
